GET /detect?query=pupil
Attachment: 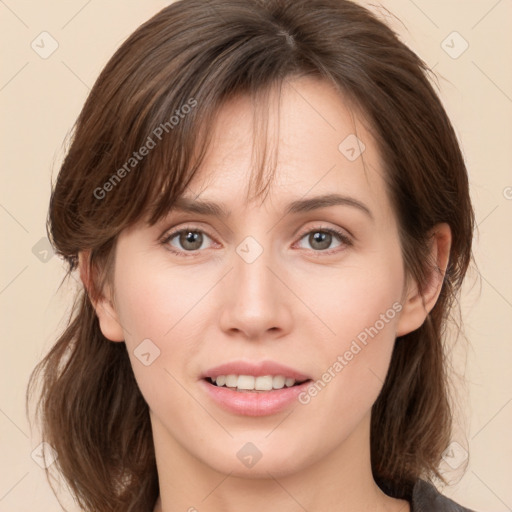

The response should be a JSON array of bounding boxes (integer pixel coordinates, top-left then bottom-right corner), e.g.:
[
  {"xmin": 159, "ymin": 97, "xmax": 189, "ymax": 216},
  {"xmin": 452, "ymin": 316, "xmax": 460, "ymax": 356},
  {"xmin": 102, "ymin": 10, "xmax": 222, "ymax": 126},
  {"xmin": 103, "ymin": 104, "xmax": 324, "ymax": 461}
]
[
  {"xmin": 181, "ymin": 231, "xmax": 202, "ymax": 250},
  {"xmin": 311, "ymin": 231, "xmax": 330, "ymax": 250}
]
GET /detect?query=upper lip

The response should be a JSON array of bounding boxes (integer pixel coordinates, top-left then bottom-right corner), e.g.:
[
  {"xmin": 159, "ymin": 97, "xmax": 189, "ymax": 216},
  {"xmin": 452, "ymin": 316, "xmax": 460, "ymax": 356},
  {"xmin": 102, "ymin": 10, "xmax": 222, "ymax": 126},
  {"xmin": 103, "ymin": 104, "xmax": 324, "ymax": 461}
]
[{"xmin": 201, "ymin": 360, "xmax": 311, "ymax": 381}]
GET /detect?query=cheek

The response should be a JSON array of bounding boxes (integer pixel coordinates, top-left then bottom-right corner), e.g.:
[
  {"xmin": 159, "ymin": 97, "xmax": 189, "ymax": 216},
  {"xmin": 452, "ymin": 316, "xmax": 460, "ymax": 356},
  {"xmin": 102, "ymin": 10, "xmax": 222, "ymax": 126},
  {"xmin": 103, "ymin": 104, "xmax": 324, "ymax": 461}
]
[
  {"xmin": 312, "ymin": 289, "xmax": 399, "ymax": 393},
  {"xmin": 113, "ymin": 257, "xmax": 208, "ymax": 343},
  {"xmin": 111, "ymin": 255, "xmax": 222, "ymax": 410},
  {"xmin": 306, "ymin": 248, "xmax": 404, "ymax": 348},
  {"xmin": 299, "ymin": 245, "xmax": 404, "ymax": 409},
  {"xmin": 113, "ymin": 273, "xmax": 198, "ymax": 428}
]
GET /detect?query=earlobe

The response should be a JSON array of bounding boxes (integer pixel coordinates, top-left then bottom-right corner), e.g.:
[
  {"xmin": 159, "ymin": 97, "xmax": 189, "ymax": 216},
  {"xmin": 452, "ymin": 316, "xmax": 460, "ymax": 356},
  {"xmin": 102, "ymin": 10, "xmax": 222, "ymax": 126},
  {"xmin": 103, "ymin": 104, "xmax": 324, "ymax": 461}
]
[
  {"xmin": 94, "ymin": 299, "xmax": 125, "ymax": 342},
  {"xmin": 395, "ymin": 223, "xmax": 452, "ymax": 337},
  {"xmin": 78, "ymin": 251, "xmax": 125, "ymax": 342}
]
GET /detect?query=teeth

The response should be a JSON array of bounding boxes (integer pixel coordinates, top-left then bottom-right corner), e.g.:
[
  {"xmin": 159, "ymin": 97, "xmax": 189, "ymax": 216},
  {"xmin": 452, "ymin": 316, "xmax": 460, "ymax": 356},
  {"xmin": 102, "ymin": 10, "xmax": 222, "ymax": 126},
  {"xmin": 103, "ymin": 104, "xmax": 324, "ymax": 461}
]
[
  {"xmin": 225, "ymin": 375, "xmax": 238, "ymax": 387},
  {"xmin": 238, "ymin": 375, "xmax": 255, "ymax": 390},
  {"xmin": 210, "ymin": 374, "xmax": 302, "ymax": 391},
  {"xmin": 255, "ymin": 376, "xmax": 273, "ymax": 390},
  {"xmin": 273, "ymin": 375, "xmax": 285, "ymax": 389}
]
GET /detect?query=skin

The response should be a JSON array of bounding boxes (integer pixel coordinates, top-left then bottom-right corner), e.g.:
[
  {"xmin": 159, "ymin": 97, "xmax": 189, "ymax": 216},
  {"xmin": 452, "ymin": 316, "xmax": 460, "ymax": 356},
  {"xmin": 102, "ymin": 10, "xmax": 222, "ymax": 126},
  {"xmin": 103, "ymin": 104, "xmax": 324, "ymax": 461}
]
[{"xmin": 81, "ymin": 76, "xmax": 451, "ymax": 512}]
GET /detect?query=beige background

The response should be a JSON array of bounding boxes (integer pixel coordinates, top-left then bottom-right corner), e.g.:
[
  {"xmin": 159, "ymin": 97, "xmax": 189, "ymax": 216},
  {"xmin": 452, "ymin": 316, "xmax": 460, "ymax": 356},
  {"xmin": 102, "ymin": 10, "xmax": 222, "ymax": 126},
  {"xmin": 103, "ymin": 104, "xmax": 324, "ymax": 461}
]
[{"xmin": 1, "ymin": 0, "xmax": 511, "ymax": 510}]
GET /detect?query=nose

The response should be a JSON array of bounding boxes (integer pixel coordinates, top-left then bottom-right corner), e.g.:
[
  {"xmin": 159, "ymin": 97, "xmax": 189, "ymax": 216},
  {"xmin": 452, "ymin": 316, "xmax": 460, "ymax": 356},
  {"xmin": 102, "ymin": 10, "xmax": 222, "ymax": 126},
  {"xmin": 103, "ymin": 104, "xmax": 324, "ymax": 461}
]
[{"xmin": 218, "ymin": 244, "xmax": 293, "ymax": 341}]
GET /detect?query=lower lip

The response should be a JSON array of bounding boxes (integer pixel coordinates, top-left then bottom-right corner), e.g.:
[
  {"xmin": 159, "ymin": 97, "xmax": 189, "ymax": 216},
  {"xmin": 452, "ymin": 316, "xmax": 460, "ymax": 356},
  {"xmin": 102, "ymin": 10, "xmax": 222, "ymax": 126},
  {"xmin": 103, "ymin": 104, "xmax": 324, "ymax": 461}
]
[{"xmin": 200, "ymin": 379, "xmax": 312, "ymax": 416}]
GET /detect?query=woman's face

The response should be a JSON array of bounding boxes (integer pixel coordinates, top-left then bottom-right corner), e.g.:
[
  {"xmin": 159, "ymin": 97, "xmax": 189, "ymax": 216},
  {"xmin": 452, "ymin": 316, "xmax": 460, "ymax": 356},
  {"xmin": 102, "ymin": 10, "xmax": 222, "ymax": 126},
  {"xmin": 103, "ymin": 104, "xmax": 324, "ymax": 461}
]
[{"xmin": 98, "ymin": 76, "xmax": 420, "ymax": 478}]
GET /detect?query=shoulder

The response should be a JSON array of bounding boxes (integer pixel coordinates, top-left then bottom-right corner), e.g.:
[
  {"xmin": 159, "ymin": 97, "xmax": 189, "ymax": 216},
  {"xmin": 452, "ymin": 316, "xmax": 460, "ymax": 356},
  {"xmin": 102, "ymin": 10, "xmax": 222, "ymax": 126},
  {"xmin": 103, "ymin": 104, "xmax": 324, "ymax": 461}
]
[{"xmin": 411, "ymin": 479, "xmax": 478, "ymax": 512}]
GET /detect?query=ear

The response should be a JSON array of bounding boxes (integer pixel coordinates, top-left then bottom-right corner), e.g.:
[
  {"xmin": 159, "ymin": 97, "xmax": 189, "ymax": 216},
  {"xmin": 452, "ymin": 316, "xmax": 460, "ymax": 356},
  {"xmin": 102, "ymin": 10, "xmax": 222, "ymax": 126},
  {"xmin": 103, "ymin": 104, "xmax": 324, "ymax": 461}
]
[
  {"xmin": 78, "ymin": 250, "xmax": 124, "ymax": 342},
  {"xmin": 395, "ymin": 223, "xmax": 452, "ymax": 337}
]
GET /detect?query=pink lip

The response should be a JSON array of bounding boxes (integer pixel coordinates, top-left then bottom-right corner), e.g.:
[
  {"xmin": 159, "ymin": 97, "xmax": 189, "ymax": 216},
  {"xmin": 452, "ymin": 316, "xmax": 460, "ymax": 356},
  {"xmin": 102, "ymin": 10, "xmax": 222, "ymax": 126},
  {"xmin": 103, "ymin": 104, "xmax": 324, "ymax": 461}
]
[
  {"xmin": 199, "ymin": 360, "xmax": 312, "ymax": 417},
  {"xmin": 199, "ymin": 378, "xmax": 312, "ymax": 416},
  {"xmin": 201, "ymin": 360, "xmax": 311, "ymax": 381}
]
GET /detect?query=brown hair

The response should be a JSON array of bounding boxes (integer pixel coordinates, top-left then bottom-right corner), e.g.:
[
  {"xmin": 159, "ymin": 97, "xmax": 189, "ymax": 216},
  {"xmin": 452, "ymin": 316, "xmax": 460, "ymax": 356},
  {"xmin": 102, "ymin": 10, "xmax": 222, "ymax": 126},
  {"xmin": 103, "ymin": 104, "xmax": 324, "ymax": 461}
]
[{"xmin": 27, "ymin": 0, "xmax": 475, "ymax": 510}]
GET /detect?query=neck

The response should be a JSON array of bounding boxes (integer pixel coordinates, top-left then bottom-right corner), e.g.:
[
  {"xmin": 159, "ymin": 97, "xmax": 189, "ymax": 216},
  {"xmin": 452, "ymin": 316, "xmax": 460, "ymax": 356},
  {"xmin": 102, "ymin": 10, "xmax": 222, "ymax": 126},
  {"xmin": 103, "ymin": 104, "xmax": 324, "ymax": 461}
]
[{"xmin": 151, "ymin": 411, "xmax": 409, "ymax": 512}]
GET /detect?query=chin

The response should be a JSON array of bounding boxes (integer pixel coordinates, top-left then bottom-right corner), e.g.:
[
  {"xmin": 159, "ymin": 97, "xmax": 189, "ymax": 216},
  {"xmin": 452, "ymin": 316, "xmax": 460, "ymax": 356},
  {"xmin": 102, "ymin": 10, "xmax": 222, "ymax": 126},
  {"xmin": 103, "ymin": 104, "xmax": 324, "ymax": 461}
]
[{"xmin": 197, "ymin": 436, "xmax": 319, "ymax": 479}]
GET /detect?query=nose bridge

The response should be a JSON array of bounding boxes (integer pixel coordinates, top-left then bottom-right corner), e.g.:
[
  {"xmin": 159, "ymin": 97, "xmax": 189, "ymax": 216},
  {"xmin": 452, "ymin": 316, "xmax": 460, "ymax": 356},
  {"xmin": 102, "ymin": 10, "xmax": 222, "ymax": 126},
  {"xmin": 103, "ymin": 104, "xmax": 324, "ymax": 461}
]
[
  {"xmin": 234, "ymin": 238, "xmax": 278, "ymax": 314},
  {"xmin": 219, "ymin": 235, "xmax": 291, "ymax": 338}
]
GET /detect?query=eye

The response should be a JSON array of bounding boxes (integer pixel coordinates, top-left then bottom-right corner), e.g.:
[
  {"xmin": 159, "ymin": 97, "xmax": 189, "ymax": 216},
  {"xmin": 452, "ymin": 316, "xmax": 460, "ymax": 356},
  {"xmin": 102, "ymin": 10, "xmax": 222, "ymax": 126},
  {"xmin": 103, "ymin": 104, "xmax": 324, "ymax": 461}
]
[
  {"xmin": 294, "ymin": 226, "xmax": 352, "ymax": 254},
  {"xmin": 161, "ymin": 226, "xmax": 217, "ymax": 257},
  {"xmin": 160, "ymin": 224, "xmax": 353, "ymax": 257}
]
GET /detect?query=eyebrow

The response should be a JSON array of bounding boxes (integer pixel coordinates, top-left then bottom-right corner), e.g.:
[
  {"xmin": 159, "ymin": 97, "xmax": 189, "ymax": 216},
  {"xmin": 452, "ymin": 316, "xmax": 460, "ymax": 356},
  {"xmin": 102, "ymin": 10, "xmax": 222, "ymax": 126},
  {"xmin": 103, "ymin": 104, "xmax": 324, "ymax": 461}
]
[{"xmin": 170, "ymin": 193, "xmax": 374, "ymax": 221}]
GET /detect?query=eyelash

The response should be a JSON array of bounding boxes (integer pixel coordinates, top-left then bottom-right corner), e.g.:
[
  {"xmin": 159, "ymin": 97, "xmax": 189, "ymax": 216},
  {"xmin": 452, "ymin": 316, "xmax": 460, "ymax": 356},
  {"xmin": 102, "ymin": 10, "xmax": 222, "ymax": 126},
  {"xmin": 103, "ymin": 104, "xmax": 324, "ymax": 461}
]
[{"xmin": 160, "ymin": 224, "xmax": 353, "ymax": 258}]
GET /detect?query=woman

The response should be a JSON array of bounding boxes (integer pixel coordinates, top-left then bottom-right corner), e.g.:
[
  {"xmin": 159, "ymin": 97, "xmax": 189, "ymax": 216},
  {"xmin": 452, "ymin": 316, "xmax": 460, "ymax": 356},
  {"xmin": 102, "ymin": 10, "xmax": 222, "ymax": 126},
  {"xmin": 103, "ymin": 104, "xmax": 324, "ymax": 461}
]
[{"xmin": 27, "ymin": 0, "xmax": 477, "ymax": 510}]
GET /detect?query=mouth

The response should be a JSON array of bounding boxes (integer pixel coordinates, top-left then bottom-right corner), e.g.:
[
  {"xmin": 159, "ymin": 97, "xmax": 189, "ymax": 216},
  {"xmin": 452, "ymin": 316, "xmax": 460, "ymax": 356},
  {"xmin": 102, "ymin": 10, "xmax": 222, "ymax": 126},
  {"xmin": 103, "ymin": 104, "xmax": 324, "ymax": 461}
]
[
  {"xmin": 200, "ymin": 361, "xmax": 313, "ymax": 415},
  {"xmin": 205, "ymin": 374, "xmax": 312, "ymax": 393}
]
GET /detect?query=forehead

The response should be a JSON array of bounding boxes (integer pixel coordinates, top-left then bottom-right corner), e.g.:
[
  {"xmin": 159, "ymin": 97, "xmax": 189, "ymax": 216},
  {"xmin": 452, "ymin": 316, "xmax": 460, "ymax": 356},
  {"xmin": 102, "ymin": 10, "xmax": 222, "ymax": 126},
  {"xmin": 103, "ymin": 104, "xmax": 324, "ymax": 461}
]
[{"xmin": 180, "ymin": 76, "xmax": 389, "ymax": 217}]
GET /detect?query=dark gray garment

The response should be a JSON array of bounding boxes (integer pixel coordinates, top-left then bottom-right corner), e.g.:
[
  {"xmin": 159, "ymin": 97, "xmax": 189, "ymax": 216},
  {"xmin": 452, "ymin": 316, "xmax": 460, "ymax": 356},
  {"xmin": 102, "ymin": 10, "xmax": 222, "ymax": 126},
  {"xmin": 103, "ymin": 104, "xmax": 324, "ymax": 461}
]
[{"xmin": 411, "ymin": 480, "xmax": 477, "ymax": 512}]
